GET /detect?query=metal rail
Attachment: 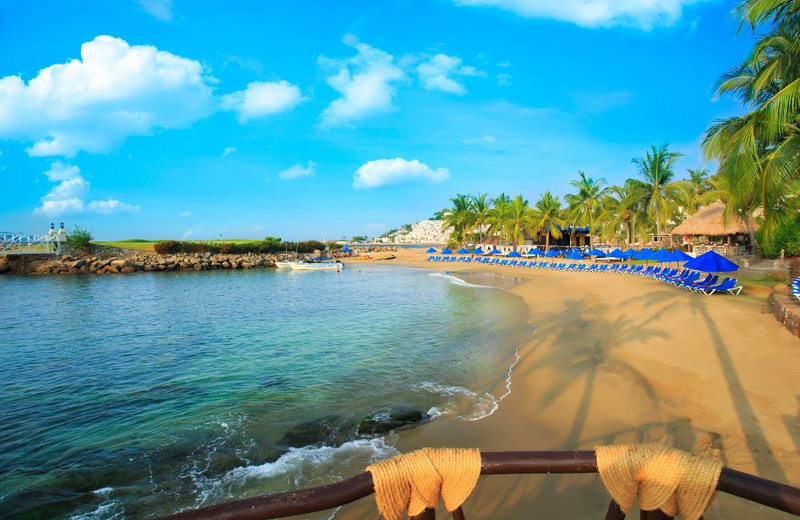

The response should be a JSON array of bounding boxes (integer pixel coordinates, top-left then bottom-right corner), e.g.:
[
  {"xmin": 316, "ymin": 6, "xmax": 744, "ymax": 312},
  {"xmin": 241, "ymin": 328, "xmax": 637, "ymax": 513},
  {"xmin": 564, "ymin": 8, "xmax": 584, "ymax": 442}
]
[
  {"xmin": 158, "ymin": 450, "xmax": 800, "ymax": 520},
  {"xmin": 0, "ymin": 233, "xmax": 60, "ymax": 255}
]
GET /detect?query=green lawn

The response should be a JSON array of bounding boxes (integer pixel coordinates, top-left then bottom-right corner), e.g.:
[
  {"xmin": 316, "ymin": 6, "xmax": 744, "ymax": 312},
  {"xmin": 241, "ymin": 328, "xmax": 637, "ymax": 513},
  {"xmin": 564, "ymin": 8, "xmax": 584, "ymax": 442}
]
[{"xmin": 94, "ymin": 238, "xmax": 264, "ymax": 253}]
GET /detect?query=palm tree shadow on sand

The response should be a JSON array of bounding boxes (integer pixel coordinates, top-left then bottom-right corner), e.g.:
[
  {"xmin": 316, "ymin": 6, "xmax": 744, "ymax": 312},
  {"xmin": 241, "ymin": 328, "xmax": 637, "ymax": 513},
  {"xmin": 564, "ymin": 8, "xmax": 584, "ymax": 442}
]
[{"xmin": 621, "ymin": 284, "xmax": 788, "ymax": 483}]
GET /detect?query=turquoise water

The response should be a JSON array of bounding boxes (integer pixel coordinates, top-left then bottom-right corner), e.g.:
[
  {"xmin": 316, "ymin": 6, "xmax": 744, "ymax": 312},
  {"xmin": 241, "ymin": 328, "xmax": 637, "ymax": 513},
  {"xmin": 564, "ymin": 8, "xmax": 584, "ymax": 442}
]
[{"xmin": 0, "ymin": 266, "xmax": 530, "ymax": 519}]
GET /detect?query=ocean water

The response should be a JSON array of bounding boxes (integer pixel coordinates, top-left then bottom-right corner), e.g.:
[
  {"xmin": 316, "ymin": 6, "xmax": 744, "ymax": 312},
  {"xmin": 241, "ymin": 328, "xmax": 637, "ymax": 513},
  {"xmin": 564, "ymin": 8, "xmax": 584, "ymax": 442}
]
[{"xmin": 0, "ymin": 265, "xmax": 531, "ymax": 519}]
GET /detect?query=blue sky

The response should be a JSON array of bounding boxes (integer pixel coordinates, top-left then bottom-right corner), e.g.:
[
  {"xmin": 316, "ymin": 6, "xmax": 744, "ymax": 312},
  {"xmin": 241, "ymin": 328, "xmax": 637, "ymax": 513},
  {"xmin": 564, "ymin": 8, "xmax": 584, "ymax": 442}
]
[{"xmin": 0, "ymin": 0, "xmax": 753, "ymax": 240}]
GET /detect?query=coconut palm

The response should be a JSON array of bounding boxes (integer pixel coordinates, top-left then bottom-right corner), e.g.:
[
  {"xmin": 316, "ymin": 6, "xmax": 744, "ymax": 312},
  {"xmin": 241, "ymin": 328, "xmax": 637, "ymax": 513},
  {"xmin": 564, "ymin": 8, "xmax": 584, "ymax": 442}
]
[
  {"xmin": 503, "ymin": 195, "xmax": 536, "ymax": 251},
  {"xmin": 564, "ymin": 172, "xmax": 609, "ymax": 249},
  {"xmin": 703, "ymin": 10, "xmax": 800, "ymax": 250},
  {"xmin": 629, "ymin": 145, "xmax": 688, "ymax": 237},
  {"xmin": 683, "ymin": 168, "xmax": 713, "ymax": 214},
  {"xmin": 486, "ymin": 195, "xmax": 511, "ymax": 245},
  {"xmin": 470, "ymin": 193, "xmax": 490, "ymax": 245},
  {"xmin": 532, "ymin": 190, "xmax": 564, "ymax": 251},
  {"xmin": 441, "ymin": 194, "xmax": 473, "ymax": 246},
  {"xmin": 599, "ymin": 181, "xmax": 648, "ymax": 246}
]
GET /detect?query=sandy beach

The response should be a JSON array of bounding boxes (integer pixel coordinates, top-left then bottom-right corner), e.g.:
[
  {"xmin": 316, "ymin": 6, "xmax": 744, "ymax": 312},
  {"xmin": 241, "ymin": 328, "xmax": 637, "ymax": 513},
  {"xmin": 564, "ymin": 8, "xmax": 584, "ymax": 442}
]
[{"xmin": 332, "ymin": 250, "xmax": 800, "ymax": 519}]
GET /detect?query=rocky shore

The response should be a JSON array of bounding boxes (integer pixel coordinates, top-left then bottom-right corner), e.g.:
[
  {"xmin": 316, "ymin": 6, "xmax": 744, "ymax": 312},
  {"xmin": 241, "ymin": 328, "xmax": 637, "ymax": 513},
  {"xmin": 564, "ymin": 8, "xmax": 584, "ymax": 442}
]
[{"xmin": 0, "ymin": 252, "xmax": 278, "ymax": 275}]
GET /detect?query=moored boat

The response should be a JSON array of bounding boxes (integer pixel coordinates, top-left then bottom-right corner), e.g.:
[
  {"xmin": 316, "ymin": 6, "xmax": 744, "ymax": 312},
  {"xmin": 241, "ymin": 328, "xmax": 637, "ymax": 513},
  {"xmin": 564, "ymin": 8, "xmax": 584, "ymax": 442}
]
[{"xmin": 286, "ymin": 260, "xmax": 343, "ymax": 271}]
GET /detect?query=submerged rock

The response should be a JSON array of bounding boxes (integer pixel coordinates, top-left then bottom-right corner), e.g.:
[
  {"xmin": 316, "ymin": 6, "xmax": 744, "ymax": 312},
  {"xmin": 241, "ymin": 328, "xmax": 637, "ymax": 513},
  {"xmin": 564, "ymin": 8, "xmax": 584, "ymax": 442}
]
[
  {"xmin": 357, "ymin": 407, "xmax": 429, "ymax": 437},
  {"xmin": 278, "ymin": 415, "xmax": 353, "ymax": 448}
]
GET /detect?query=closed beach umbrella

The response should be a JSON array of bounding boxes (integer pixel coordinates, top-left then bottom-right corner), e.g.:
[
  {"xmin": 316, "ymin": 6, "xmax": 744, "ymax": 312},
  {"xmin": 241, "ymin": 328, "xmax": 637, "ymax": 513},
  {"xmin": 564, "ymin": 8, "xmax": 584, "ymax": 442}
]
[
  {"xmin": 488, "ymin": 248, "xmax": 502, "ymax": 255},
  {"xmin": 566, "ymin": 250, "xmax": 584, "ymax": 260},
  {"xmin": 507, "ymin": 250, "xmax": 522, "ymax": 257},
  {"xmin": 684, "ymin": 250, "xmax": 739, "ymax": 272},
  {"xmin": 527, "ymin": 247, "xmax": 543, "ymax": 256},
  {"xmin": 457, "ymin": 247, "xmax": 470, "ymax": 254},
  {"xmin": 545, "ymin": 249, "xmax": 560, "ymax": 257},
  {"xmin": 472, "ymin": 247, "xmax": 485, "ymax": 255},
  {"xmin": 441, "ymin": 248, "xmax": 453, "ymax": 255},
  {"xmin": 587, "ymin": 248, "xmax": 605, "ymax": 257},
  {"xmin": 426, "ymin": 247, "xmax": 437, "ymax": 253},
  {"xmin": 341, "ymin": 246, "xmax": 352, "ymax": 253}
]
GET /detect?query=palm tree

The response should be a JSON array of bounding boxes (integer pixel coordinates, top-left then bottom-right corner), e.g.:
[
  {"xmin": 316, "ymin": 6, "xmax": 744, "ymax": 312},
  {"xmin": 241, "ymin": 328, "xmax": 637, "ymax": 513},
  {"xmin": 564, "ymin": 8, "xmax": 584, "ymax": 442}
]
[
  {"xmin": 487, "ymin": 195, "xmax": 511, "ymax": 246},
  {"xmin": 441, "ymin": 194, "xmax": 472, "ymax": 246},
  {"xmin": 629, "ymin": 145, "xmax": 687, "ymax": 237},
  {"xmin": 470, "ymin": 193, "xmax": 490, "ymax": 246},
  {"xmin": 703, "ymin": 9, "xmax": 800, "ymax": 251},
  {"xmin": 599, "ymin": 181, "xmax": 647, "ymax": 246},
  {"xmin": 503, "ymin": 195, "xmax": 535, "ymax": 251},
  {"xmin": 532, "ymin": 190, "xmax": 564, "ymax": 251},
  {"xmin": 683, "ymin": 168, "xmax": 712, "ymax": 214},
  {"xmin": 564, "ymin": 172, "xmax": 608, "ymax": 249}
]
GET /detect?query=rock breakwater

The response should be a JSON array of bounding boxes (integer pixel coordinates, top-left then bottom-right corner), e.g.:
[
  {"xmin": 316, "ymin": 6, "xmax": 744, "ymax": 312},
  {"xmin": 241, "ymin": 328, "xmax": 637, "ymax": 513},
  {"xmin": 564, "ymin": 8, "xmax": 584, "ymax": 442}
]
[{"xmin": 0, "ymin": 252, "xmax": 277, "ymax": 275}]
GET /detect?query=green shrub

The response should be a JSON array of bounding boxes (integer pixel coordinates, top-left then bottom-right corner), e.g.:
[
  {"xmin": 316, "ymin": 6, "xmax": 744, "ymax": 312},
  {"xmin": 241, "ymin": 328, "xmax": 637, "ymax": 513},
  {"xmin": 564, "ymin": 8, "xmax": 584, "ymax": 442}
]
[
  {"xmin": 757, "ymin": 216, "xmax": 800, "ymax": 258},
  {"xmin": 152, "ymin": 239, "xmax": 327, "ymax": 256},
  {"xmin": 67, "ymin": 225, "xmax": 93, "ymax": 252}
]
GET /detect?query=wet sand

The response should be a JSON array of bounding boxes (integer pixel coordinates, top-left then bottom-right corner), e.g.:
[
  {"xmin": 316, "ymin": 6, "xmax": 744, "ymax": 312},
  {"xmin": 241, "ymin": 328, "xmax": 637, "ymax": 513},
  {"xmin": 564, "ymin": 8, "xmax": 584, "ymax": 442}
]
[{"xmin": 331, "ymin": 250, "xmax": 800, "ymax": 519}]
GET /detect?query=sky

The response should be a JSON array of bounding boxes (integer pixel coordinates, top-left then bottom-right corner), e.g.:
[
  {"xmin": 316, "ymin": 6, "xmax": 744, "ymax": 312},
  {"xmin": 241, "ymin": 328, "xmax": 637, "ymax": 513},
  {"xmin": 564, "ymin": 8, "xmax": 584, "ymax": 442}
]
[{"xmin": 0, "ymin": 0, "xmax": 755, "ymax": 241}]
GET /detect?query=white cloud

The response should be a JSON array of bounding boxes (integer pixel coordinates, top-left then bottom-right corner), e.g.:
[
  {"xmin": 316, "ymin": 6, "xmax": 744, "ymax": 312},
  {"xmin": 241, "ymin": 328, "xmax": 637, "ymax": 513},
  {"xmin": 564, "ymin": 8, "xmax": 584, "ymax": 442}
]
[
  {"xmin": 319, "ymin": 34, "xmax": 405, "ymax": 127},
  {"xmin": 0, "ymin": 35, "xmax": 215, "ymax": 157},
  {"xmin": 451, "ymin": 0, "xmax": 710, "ymax": 29},
  {"xmin": 278, "ymin": 161, "xmax": 315, "ymax": 179},
  {"xmin": 353, "ymin": 158, "xmax": 450, "ymax": 189},
  {"xmin": 138, "ymin": 0, "xmax": 174, "ymax": 21},
  {"xmin": 496, "ymin": 73, "xmax": 512, "ymax": 86},
  {"xmin": 179, "ymin": 211, "xmax": 192, "ymax": 217},
  {"xmin": 417, "ymin": 54, "xmax": 482, "ymax": 95},
  {"xmin": 221, "ymin": 146, "xmax": 236, "ymax": 157},
  {"xmin": 221, "ymin": 80, "xmax": 303, "ymax": 122},
  {"xmin": 87, "ymin": 199, "xmax": 140, "ymax": 214},
  {"xmin": 33, "ymin": 162, "xmax": 138, "ymax": 216}
]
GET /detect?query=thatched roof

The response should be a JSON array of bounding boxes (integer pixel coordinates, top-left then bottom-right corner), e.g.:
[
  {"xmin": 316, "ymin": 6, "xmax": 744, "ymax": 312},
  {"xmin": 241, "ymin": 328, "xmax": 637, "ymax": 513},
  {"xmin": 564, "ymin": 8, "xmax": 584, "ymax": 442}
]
[{"xmin": 671, "ymin": 201, "xmax": 758, "ymax": 236}]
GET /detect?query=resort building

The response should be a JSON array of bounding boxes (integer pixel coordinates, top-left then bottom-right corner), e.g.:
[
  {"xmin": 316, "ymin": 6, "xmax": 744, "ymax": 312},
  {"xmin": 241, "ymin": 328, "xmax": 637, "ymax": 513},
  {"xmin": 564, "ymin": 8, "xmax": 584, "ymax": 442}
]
[{"xmin": 670, "ymin": 201, "xmax": 758, "ymax": 255}]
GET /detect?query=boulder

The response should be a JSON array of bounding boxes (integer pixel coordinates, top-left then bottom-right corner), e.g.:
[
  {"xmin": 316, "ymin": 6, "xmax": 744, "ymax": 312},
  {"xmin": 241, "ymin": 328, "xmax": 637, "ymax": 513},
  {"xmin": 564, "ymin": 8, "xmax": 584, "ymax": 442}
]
[
  {"xmin": 279, "ymin": 416, "xmax": 353, "ymax": 448},
  {"xmin": 120, "ymin": 266, "xmax": 136, "ymax": 273},
  {"xmin": 356, "ymin": 407, "xmax": 429, "ymax": 437}
]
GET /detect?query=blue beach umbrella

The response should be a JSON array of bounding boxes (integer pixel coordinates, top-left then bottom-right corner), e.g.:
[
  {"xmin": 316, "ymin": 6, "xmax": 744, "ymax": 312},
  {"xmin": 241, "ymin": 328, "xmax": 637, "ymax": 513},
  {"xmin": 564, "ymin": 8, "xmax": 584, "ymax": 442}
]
[
  {"xmin": 566, "ymin": 250, "xmax": 584, "ymax": 260},
  {"xmin": 472, "ymin": 247, "xmax": 485, "ymax": 255},
  {"xmin": 545, "ymin": 249, "xmax": 560, "ymax": 258},
  {"xmin": 587, "ymin": 248, "xmax": 605, "ymax": 256},
  {"xmin": 684, "ymin": 250, "xmax": 739, "ymax": 272},
  {"xmin": 527, "ymin": 247, "xmax": 543, "ymax": 256},
  {"xmin": 488, "ymin": 248, "xmax": 502, "ymax": 255},
  {"xmin": 652, "ymin": 249, "xmax": 672, "ymax": 262},
  {"xmin": 426, "ymin": 247, "xmax": 437, "ymax": 253},
  {"xmin": 441, "ymin": 248, "xmax": 453, "ymax": 255},
  {"xmin": 608, "ymin": 248, "xmax": 624, "ymax": 258},
  {"xmin": 622, "ymin": 248, "xmax": 637, "ymax": 258},
  {"xmin": 506, "ymin": 250, "xmax": 522, "ymax": 257},
  {"xmin": 669, "ymin": 250, "xmax": 693, "ymax": 262},
  {"xmin": 457, "ymin": 247, "xmax": 470, "ymax": 254},
  {"xmin": 341, "ymin": 246, "xmax": 352, "ymax": 253}
]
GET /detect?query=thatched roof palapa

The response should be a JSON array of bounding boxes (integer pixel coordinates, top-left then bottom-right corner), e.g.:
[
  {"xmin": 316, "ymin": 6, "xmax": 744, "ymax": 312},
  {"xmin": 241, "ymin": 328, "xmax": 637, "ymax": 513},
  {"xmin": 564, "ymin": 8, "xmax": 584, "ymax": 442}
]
[{"xmin": 671, "ymin": 201, "xmax": 758, "ymax": 236}]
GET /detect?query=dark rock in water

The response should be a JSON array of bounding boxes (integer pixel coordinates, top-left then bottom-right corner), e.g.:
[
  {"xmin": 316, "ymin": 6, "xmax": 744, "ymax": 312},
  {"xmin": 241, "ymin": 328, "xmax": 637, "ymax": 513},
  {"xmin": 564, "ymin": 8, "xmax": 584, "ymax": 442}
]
[
  {"xmin": 357, "ymin": 407, "xmax": 429, "ymax": 436},
  {"xmin": 278, "ymin": 415, "xmax": 354, "ymax": 448},
  {"xmin": 260, "ymin": 376, "xmax": 289, "ymax": 389}
]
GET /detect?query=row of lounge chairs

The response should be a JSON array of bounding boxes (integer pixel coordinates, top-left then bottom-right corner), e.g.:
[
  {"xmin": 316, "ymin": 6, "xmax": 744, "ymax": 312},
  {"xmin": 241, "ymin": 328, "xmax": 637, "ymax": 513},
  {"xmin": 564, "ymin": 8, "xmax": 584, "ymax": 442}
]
[
  {"xmin": 425, "ymin": 256, "xmax": 743, "ymax": 295},
  {"xmin": 792, "ymin": 276, "xmax": 800, "ymax": 301}
]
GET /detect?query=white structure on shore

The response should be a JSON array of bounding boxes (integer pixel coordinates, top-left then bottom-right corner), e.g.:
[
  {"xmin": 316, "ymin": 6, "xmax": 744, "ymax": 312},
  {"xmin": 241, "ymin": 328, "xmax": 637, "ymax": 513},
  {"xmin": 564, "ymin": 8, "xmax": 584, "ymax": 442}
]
[{"xmin": 392, "ymin": 220, "xmax": 450, "ymax": 244}]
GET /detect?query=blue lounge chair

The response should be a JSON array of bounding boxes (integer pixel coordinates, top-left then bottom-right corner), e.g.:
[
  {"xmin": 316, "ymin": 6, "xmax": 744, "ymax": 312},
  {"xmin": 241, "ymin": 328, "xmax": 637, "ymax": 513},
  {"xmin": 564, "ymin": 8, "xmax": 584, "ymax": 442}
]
[{"xmin": 701, "ymin": 278, "xmax": 743, "ymax": 295}]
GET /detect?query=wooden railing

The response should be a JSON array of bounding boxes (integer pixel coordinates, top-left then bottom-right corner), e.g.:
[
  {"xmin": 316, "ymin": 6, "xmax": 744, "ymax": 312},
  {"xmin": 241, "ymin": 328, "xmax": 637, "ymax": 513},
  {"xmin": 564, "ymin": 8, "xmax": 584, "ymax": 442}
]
[{"xmin": 158, "ymin": 451, "xmax": 800, "ymax": 520}]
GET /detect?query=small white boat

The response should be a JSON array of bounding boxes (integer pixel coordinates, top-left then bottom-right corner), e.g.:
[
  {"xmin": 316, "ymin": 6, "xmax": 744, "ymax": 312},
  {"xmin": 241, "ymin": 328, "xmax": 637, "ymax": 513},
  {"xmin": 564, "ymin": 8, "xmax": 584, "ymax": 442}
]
[
  {"xmin": 274, "ymin": 261, "xmax": 292, "ymax": 269},
  {"xmin": 287, "ymin": 260, "xmax": 343, "ymax": 271}
]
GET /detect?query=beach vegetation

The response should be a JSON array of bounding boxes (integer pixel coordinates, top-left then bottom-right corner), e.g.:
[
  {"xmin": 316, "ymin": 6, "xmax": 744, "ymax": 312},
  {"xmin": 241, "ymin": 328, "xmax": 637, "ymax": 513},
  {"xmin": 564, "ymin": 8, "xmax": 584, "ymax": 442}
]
[
  {"xmin": 67, "ymin": 225, "xmax": 93, "ymax": 252},
  {"xmin": 153, "ymin": 239, "xmax": 325, "ymax": 255},
  {"xmin": 531, "ymin": 190, "xmax": 564, "ymax": 251},
  {"xmin": 564, "ymin": 172, "xmax": 609, "ymax": 249}
]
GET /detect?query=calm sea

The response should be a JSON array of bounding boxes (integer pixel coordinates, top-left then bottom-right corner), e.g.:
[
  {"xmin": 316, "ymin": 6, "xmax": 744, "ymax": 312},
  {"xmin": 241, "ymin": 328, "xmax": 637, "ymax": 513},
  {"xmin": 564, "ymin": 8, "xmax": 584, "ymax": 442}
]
[{"xmin": 0, "ymin": 265, "xmax": 530, "ymax": 519}]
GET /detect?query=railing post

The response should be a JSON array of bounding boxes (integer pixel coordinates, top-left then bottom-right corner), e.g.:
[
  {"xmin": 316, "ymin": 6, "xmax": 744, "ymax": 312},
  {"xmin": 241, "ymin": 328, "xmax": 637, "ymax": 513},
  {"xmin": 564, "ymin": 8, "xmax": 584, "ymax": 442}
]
[
  {"xmin": 640, "ymin": 509, "xmax": 673, "ymax": 519},
  {"xmin": 451, "ymin": 506, "xmax": 466, "ymax": 520},
  {"xmin": 411, "ymin": 508, "xmax": 435, "ymax": 519},
  {"xmin": 604, "ymin": 500, "xmax": 625, "ymax": 520}
]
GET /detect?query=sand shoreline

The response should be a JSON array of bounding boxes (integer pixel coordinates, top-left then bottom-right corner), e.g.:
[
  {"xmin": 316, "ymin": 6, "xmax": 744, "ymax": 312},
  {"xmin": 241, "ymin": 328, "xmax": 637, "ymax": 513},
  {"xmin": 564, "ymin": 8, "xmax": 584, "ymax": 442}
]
[{"xmin": 332, "ymin": 250, "xmax": 800, "ymax": 519}]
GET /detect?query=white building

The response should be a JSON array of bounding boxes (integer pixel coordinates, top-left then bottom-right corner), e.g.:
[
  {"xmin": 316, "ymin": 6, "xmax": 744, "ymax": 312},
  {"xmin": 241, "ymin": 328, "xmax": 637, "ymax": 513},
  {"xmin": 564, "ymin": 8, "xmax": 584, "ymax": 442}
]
[{"xmin": 392, "ymin": 220, "xmax": 450, "ymax": 244}]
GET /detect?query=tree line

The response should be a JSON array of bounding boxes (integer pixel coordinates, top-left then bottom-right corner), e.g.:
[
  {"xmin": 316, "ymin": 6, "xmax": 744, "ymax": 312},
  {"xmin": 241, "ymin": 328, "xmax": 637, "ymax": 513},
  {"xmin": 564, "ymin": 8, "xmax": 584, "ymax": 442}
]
[{"xmin": 443, "ymin": 0, "xmax": 800, "ymax": 255}]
